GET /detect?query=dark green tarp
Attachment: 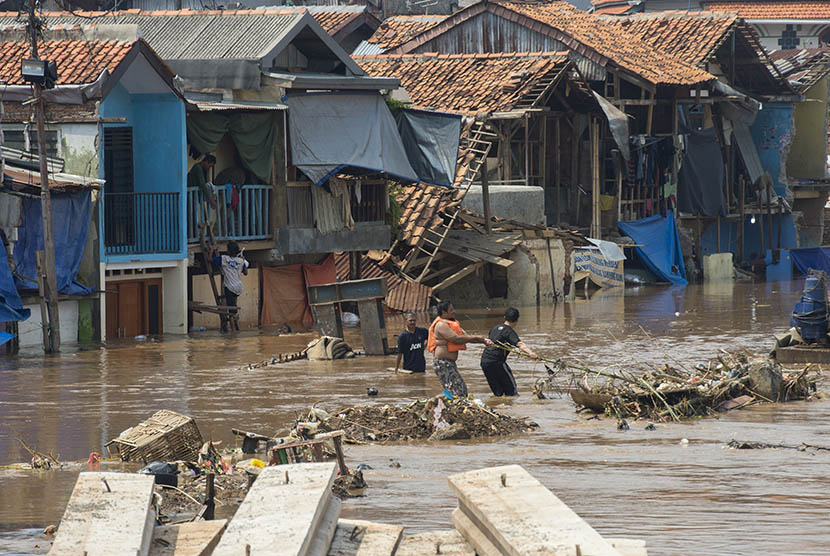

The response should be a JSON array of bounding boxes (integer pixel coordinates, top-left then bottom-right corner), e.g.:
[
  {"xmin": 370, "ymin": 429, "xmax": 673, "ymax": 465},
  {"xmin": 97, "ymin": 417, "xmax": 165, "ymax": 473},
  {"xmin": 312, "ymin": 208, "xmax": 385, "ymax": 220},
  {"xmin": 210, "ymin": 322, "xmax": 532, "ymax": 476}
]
[{"xmin": 187, "ymin": 112, "xmax": 277, "ymax": 182}]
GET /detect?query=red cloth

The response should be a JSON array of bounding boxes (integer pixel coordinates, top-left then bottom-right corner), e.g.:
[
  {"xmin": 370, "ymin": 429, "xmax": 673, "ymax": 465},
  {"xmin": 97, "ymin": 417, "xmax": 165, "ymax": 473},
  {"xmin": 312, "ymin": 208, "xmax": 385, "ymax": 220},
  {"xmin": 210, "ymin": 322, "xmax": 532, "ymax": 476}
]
[
  {"xmin": 260, "ymin": 255, "xmax": 336, "ymax": 330},
  {"xmin": 231, "ymin": 186, "xmax": 240, "ymax": 211}
]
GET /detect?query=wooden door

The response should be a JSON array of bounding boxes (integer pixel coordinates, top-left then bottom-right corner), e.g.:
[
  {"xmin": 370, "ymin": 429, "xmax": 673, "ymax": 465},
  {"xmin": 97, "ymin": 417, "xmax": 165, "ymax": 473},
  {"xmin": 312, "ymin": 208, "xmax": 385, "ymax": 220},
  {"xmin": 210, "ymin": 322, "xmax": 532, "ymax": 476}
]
[{"xmin": 105, "ymin": 279, "xmax": 163, "ymax": 339}]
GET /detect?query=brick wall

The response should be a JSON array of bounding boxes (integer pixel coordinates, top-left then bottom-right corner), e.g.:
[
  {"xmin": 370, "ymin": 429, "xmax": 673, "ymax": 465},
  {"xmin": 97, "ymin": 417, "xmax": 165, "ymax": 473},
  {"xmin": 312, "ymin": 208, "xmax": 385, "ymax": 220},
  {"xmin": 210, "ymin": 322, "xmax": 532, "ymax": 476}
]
[{"xmin": 1, "ymin": 100, "xmax": 97, "ymax": 124}]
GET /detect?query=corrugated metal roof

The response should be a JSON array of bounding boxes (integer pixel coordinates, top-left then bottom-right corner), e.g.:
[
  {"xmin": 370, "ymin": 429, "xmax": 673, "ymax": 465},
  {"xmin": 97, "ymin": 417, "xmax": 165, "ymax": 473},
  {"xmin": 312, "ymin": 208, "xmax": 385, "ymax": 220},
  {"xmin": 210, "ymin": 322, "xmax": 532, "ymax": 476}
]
[
  {"xmin": 190, "ymin": 101, "xmax": 287, "ymax": 111},
  {"xmin": 352, "ymin": 40, "xmax": 384, "ymax": 56}
]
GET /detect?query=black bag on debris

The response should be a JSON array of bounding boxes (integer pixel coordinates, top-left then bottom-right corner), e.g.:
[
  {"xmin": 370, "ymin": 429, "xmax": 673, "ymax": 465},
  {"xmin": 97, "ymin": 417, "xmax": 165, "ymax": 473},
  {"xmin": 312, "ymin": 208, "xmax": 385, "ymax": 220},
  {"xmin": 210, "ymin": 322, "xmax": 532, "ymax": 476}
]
[{"xmin": 138, "ymin": 461, "xmax": 179, "ymax": 487}]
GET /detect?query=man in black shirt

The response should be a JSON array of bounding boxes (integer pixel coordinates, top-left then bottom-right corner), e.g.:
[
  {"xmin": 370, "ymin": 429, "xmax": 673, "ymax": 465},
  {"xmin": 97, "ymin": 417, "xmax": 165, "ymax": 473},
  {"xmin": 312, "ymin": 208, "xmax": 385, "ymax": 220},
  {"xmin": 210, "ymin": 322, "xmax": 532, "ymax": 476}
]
[
  {"xmin": 480, "ymin": 307, "xmax": 538, "ymax": 396},
  {"xmin": 394, "ymin": 312, "xmax": 429, "ymax": 373}
]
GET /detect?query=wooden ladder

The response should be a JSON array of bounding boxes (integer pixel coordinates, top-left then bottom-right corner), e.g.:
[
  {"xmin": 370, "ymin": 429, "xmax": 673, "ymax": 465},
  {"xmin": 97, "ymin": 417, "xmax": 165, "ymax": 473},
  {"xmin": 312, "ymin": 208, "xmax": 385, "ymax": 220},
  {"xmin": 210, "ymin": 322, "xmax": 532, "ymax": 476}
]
[
  {"xmin": 514, "ymin": 66, "xmax": 568, "ymax": 110},
  {"xmin": 198, "ymin": 205, "xmax": 230, "ymax": 331},
  {"xmin": 401, "ymin": 121, "xmax": 497, "ymax": 282}
]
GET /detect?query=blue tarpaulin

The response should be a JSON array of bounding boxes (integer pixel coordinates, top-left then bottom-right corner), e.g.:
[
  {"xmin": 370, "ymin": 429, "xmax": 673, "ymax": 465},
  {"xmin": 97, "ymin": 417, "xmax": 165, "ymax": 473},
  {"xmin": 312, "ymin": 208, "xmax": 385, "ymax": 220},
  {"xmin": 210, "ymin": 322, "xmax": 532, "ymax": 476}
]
[
  {"xmin": 0, "ymin": 240, "xmax": 30, "ymax": 322},
  {"xmin": 618, "ymin": 213, "xmax": 687, "ymax": 286},
  {"xmin": 14, "ymin": 191, "xmax": 93, "ymax": 295},
  {"xmin": 791, "ymin": 248, "xmax": 830, "ymax": 275}
]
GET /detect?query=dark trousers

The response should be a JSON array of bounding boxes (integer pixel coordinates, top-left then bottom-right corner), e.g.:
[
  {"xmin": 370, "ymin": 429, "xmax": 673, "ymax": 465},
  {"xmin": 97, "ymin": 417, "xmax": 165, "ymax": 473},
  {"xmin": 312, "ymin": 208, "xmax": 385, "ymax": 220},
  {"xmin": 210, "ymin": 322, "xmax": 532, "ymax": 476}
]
[
  {"xmin": 481, "ymin": 361, "xmax": 518, "ymax": 397},
  {"xmin": 223, "ymin": 288, "xmax": 239, "ymax": 332},
  {"xmin": 224, "ymin": 288, "xmax": 239, "ymax": 314}
]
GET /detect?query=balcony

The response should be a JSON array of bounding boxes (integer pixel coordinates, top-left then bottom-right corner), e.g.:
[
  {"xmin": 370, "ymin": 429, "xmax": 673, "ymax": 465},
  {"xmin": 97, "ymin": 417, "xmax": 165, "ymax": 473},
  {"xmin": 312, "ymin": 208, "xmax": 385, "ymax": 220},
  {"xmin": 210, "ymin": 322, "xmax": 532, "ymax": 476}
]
[
  {"xmin": 102, "ymin": 191, "xmax": 181, "ymax": 256},
  {"xmin": 186, "ymin": 184, "xmax": 272, "ymax": 243}
]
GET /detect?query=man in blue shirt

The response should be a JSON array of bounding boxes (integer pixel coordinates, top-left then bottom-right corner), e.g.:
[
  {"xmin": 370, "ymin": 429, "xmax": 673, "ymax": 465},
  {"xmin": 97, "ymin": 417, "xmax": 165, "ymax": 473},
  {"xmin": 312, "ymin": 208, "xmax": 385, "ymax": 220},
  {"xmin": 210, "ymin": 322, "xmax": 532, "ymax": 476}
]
[{"xmin": 394, "ymin": 312, "xmax": 428, "ymax": 373}]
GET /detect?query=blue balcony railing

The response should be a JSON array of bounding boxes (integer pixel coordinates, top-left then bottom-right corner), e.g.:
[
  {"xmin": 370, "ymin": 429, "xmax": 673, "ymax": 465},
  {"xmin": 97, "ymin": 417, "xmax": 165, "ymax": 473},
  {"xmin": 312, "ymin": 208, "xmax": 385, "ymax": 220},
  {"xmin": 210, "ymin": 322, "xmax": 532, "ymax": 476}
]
[
  {"xmin": 186, "ymin": 185, "xmax": 272, "ymax": 243},
  {"xmin": 103, "ymin": 191, "xmax": 181, "ymax": 256}
]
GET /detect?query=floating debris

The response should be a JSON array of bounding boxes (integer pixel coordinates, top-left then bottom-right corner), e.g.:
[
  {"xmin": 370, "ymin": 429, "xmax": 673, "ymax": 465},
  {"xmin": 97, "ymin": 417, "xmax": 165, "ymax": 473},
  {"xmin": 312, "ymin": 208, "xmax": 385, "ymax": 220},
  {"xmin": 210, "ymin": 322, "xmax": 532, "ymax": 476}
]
[
  {"xmin": 536, "ymin": 351, "xmax": 822, "ymax": 422},
  {"xmin": 310, "ymin": 396, "xmax": 538, "ymax": 443},
  {"xmin": 726, "ymin": 440, "xmax": 830, "ymax": 452}
]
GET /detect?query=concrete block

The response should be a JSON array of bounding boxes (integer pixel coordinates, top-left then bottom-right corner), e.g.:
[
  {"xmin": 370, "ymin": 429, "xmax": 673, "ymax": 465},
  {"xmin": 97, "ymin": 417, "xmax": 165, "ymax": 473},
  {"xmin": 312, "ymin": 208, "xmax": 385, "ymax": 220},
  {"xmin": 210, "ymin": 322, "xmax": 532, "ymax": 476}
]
[
  {"xmin": 448, "ymin": 465, "xmax": 622, "ymax": 556},
  {"xmin": 306, "ymin": 495, "xmax": 342, "ymax": 556},
  {"xmin": 48, "ymin": 472, "xmax": 156, "ymax": 556},
  {"xmin": 21, "ymin": 299, "xmax": 78, "ymax": 349},
  {"xmin": 149, "ymin": 520, "xmax": 228, "ymax": 556},
  {"xmin": 462, "ymin": 185, "xmax": 546, "ymax": 227},
  {"xmin": 212, "ymin": 462, "xmax": 338, "ymax": 556},
  {"xmin": 748, "ymin": 360, "xmax": 784, "ymax": 402},
  {"xmin": 327, "ymin": 519, "xmax": 403, "ymax": 556},
  {"xmin": 396, "ymin": 530, "xmax": 475, "ymax": 556},
  {"xmin": 703, "ymin": 253, "xmax": 734, "ymax": 282},
  {"xmin": 451, "ymin": 507, "xmax": 504, "ymax": 556}
]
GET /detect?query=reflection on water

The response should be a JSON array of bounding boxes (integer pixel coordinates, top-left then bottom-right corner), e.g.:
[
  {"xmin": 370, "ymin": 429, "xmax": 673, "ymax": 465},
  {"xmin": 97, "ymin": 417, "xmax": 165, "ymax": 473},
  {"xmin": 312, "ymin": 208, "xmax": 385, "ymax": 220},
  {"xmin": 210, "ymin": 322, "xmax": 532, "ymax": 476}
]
[{"xmin": 2, "ymin": 280, "xmax": 829, "ymax": 555}]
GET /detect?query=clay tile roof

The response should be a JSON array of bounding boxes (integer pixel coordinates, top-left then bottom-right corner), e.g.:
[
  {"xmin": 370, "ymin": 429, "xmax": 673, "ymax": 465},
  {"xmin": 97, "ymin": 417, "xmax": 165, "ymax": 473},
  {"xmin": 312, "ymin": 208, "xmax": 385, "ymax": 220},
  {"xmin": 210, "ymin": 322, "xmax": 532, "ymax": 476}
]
[
  {"xmin": 366, "ymin": 14, "xmax": 447, "ymax": 51},
  {"xmin": 492, "ymin": 1, "xmax": 714, "ymax": 86},
  {"xmin": 0, "ymin": 38, "xmax": 133, "ymax": 85},
  {"xmin": 705, "ymin": 1, "xmax": 830, "ymax": 19},
  {"xmin": 598, "ymin": 11, "xmax": 740, "ymax": 66},
  {"xmin": 303, "ymin": 5, "xmax": 371, "ymax": 35},
  {"xmin": 357, "ymin": 51, "xmax": 571, "ymax": 114},
  {"xmin": 770, "ymin": 47, "xmax": 830, "ymax": 91}
]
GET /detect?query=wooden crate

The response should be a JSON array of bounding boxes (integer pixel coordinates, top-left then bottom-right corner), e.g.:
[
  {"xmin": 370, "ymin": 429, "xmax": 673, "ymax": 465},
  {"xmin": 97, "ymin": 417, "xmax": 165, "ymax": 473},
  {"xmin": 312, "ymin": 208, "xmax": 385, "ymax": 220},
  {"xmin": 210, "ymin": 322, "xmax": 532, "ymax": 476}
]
[{"xmin": 106, "ymin": 410, "xmax": 203, "ymax": 462}]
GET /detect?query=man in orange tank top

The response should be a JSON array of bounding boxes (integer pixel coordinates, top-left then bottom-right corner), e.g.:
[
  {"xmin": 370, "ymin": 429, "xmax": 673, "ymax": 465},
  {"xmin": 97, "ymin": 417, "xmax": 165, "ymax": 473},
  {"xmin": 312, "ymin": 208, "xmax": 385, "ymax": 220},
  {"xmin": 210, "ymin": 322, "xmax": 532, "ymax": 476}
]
[{"xmin": 428, "ymin": 300, "xmax": 492, "ymax": 398}]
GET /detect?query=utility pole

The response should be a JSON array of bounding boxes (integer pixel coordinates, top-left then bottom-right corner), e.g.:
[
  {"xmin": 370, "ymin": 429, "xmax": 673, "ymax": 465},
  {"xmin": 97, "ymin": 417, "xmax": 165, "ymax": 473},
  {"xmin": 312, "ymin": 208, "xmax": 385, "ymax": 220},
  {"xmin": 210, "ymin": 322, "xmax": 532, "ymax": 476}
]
[{"xmin": 27, "ymin": 1, "xmax": 61, "ymax": 352}]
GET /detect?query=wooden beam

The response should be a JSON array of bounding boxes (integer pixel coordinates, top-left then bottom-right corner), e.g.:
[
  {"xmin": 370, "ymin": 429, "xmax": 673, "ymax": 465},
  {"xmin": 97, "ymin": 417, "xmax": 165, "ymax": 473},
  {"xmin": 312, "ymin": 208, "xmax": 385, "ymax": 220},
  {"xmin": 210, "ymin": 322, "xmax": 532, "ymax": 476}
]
[
  {"xmin": 149, "ymin": 520, "xmax": 228, "ymax": 556},
  {"xmin": 326, "ymin": 519, "xmax": 403, "ymax": 556}
]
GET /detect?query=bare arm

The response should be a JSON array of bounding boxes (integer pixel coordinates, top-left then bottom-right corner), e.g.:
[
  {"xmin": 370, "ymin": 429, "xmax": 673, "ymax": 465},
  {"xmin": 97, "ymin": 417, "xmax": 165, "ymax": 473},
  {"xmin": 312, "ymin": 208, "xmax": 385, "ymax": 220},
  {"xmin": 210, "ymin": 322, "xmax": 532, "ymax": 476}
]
[
  {"xmin": 516, "ymin": 341, "xmax": 538, "ymax": 359},
  {"xmin": 435, "ymin": 321, "xmax": 491, "ymax": 345},
  {"xmin": 394, "ymin": 353, "xmax": 402, "ymax": 372}
]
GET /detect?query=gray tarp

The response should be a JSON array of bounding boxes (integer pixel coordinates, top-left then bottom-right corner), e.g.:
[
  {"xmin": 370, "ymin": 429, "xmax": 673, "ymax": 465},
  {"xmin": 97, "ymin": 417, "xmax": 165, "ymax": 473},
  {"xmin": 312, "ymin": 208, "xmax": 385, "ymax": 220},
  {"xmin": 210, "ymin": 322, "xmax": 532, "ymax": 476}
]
[
  {"xmin": 592, "ymin": 91, "xmax": 630, "ymax": 161},
  {"xmin": 284, "ymin": 92, "xmax": 418, "ymax": 186},
  {"xmin": 396, "ymin": 108, "xmax": 461, "ymax": 187},
  {"xmin": 678, "ymin": 126, "xmax": 726, "ymax": 217}
]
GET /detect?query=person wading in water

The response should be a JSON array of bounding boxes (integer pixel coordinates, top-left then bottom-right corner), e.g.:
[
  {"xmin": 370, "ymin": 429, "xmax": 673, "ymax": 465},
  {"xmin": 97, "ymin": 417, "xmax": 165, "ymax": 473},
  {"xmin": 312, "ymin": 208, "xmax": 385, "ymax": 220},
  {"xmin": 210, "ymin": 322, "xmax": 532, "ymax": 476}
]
[{"xmin": 427, "ymin": 301, "xmax": 492, "ymax": 398}]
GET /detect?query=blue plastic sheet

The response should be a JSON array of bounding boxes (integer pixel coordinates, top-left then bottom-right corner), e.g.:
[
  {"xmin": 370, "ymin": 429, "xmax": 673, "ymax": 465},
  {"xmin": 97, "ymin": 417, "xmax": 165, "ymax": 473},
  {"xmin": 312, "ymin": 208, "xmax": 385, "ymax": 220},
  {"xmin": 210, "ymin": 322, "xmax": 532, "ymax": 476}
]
[
  {"xmin": 14, "ymin": 191, "xmax": 93, "ymax": 295},
  {"xmin": 791, "ymin": 247, "xmax": 830, "ymax": 275},
  {"xmin": 0, "ymin": 331, "xmax": 14, "ymax": 346},
  {"xmin": 618, "ymin": 213, "xmax": 687, "ymax": 286},
  {"xmin": 0, "ymin": 241, "xmax": 30, "ymax": 322}
]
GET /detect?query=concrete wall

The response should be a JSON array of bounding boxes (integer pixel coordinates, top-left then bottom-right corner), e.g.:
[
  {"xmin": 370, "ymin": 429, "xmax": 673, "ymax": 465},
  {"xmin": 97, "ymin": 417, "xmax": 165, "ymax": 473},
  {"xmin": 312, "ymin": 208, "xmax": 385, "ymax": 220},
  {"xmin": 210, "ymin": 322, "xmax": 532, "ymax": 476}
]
[
  {"xmin": 162, "ymin": 259, "xmax": 189, "ymax": 335},
  {"xmin": 276, "ymin": 222, "xmax": 391, "ymax": 255},
  {"xmin": 192, "ymin": 267, "xmax": 260, "ymax": 329},
  {"xmin": 750, "ymin": 102, "xmax": 794, "ymax": 198},
  {"xmin": 703, "ymin": 253, "xmax": 734, "ymax": 282},
  {"xmin": 19, "ymin": 300, "xmax": 79, "ymax": 349},
  {"xmin": 751, "ymin": 22, "xmax": 830, "ymax": 51},
  {"xmin": 789, "ymin": 77, "xmax": 829, "ymax": 180},
  {"xmin": 439, "ymin": 238, "xmax": 572, "ymax": 308},
  {"xmin": 462, "ymin": 185, "xmax": 546, "ymax": 227},
  {"xmin": 61, "ymin": 123, "xmax": 99, "ymax": 178}
]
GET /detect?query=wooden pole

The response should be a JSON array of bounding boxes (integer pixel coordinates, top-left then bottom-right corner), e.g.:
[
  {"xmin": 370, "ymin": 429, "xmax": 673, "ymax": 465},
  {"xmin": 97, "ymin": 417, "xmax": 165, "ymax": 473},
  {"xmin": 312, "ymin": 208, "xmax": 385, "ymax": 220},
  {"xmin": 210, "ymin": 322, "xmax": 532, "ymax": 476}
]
[
  {"xmin": 766, "ymin": 176, "xmax": 773, "ymax": 257},
  {"xmin": 591, "ymin": 118, "xmax": 600, "ymax": 239},
  {"xmin": 481, "ymin": 153, "xmax": 492, "ymax": 234},
  {"xmin": 524, "ymin": 113, "xmax": 530, "ymax": 186},
  {"xmin": 716, "ymin": 216, "xmax": 721, "ymax": 253},
  {"xmin": 571, "ymin": 116, "xmax": 579, "ymax": 226},
  {"xmin": 738, "ymin": 175, "xmax": 745, "ymax": 264},
  {"xmin": 28, "ymin": 1, "xmax": 60, "ymax": 352},
  {"xmin": 554, "ymin": 117, "xmax": 561, "ymax": 226},
  {"xmin": 35, "ymin": 251, "xmax": 50, "ymax": 350}
]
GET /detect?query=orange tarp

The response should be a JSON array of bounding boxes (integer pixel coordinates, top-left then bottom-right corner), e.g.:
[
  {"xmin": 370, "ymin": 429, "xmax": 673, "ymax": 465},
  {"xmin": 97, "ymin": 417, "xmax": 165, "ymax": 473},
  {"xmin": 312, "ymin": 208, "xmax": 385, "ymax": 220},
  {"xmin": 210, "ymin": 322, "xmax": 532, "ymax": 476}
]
[{"xmin": 260, "ymin": 255, "xmax": 336, "ymax": 330}]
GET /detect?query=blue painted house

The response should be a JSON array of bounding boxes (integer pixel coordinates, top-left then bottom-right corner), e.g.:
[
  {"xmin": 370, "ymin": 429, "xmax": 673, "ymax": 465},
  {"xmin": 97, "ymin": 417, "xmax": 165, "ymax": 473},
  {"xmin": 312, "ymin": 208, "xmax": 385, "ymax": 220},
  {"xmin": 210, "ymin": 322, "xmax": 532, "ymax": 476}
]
[{"xmin": 1, "ymin": 32, "xmax": 188, "ymax": 341}]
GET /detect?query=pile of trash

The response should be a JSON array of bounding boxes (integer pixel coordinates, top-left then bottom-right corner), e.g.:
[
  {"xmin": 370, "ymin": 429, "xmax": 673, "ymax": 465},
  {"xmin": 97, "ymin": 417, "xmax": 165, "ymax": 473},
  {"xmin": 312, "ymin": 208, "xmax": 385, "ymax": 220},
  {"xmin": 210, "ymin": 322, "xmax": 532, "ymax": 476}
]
[
  {"xmin": 306, "ymin": 396, "xmax": 539, "ymax": 443},
  {"xmin": 537, "ymin": 352, "xmax": 821, "ymax": 422}
]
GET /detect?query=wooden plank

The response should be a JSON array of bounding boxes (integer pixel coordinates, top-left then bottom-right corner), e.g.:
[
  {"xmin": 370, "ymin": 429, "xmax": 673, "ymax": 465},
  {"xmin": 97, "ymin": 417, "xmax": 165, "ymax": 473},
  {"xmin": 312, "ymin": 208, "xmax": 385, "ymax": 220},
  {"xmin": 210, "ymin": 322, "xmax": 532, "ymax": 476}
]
[
  {"xmin": 396, "ymin": 530, "xmax": 475, "ymax": 556},
  {"xmin": 451, "ymin": 507, "xmax": 503, "ymax": 556},
  {"xmin": 212, "ymin": 462, "xmax": 338, "ymax": 556},
  {"xmin": 149, "ymin": 520, "xmax": 228, "ymax": 556},
  {"xmin": 447, "ymin": 465, "xmax": 622, "ymax": 556},
  {"xmin": 357, "ymin": 299, "xmax": 388, "ymax": 356},
  {"xmin": 327, "ymin": 519, "xmax": 402, "ymax": 556},
  {"xmin": 48, "ymin": 472, "xmax": 156, "ymax": 556}
]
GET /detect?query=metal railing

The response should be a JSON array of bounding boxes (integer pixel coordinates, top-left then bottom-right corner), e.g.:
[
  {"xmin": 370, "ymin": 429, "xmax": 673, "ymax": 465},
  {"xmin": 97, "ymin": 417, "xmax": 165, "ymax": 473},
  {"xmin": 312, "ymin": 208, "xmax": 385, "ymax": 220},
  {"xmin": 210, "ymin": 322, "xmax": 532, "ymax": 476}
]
[
  {"xmin": 187, "ymin": 185, "xmax": 272, "ymax": 243},
  {"xmin": 351, "ymin": 181, "xmax": 387, "ymax": 223},
  {"xmin": 103, "ymin": 191, "xmax": 181, "ymax": 256}
]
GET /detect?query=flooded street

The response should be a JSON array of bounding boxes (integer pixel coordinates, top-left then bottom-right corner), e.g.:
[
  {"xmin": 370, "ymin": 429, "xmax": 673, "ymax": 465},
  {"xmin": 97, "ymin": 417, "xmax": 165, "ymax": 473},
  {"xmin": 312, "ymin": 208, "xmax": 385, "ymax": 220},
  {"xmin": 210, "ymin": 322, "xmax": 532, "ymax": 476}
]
[{"xmin": 2, "ymin": 280, "xmax": 829, "ymax": 555}]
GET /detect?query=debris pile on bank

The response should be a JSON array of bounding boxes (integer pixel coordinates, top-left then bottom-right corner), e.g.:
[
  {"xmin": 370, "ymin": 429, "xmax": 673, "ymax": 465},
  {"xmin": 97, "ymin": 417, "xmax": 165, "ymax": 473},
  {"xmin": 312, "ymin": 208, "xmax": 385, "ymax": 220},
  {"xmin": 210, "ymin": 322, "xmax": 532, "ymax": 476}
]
[
  {"xmin": 537, "ymin": 352, "xmax": 821, "ymax": 421},
  {"xmin": 309, "ymin": 396, "xmax": 538, "ymax": 443}
]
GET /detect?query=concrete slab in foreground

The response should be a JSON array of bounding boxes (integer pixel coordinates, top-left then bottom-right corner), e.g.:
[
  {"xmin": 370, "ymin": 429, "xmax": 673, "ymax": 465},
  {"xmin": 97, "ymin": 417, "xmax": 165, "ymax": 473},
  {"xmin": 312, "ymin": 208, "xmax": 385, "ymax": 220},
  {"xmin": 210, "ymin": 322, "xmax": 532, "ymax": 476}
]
[
  {"xmin": 149, "ymin": 520, "xmax": 228, "ymax": 556},
  {"xmin": 212, "ymin": 462, "xmax": 337, "ymax": 556},
  {"xmin": 48, "ymin": 472, "xmax": 156, "ymax": 556},
  {"xmin": 327, "ymin": 519, "xmax": 402, "ymax": 556},
  {"xmin": 449, "ymin": 464, "xmax": 622, "ymax": 556}
]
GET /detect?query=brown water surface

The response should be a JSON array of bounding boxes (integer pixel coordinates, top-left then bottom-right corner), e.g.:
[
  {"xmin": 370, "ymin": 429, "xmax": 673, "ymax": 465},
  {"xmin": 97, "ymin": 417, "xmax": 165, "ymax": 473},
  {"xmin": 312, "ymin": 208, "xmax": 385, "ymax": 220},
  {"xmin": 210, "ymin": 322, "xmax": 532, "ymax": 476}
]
[{"xmin": 1, "ymin": 280, "xmax": 829, "ymax": 555}]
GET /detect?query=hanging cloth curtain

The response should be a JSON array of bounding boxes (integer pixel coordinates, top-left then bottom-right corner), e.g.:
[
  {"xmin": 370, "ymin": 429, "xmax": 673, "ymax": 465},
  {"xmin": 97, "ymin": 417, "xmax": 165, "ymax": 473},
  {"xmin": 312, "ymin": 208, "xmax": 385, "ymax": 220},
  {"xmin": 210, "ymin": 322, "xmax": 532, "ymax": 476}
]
[{"xmin": 187, "ymin": 112, "xmax": 278, "ymax": 182}]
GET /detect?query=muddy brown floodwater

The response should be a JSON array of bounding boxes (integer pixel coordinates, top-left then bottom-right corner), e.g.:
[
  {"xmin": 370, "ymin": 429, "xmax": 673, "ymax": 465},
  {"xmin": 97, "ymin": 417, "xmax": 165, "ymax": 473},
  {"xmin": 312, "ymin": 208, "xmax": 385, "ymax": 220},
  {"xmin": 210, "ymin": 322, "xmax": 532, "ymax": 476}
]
[{"xmin": 2, "ymin": 280, "xmax": 830, "ymax": 555}]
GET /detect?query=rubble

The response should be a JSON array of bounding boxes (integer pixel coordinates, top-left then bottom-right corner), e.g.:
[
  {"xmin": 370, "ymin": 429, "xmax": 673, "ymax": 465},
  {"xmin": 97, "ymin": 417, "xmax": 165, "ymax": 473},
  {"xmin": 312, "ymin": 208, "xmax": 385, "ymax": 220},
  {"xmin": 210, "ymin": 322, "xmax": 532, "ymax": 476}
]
[
  {"xmin": 310, "ymin": 396, "xmax": 539, "ymax": 443},
  {"xmin": 536, "ymin": 352, "xmax": 822, "ymax": 422}
]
